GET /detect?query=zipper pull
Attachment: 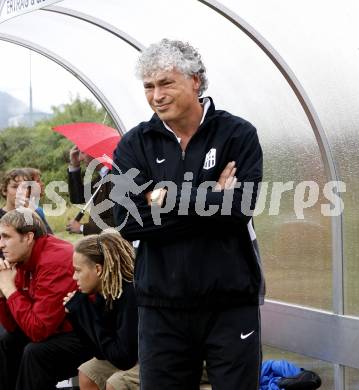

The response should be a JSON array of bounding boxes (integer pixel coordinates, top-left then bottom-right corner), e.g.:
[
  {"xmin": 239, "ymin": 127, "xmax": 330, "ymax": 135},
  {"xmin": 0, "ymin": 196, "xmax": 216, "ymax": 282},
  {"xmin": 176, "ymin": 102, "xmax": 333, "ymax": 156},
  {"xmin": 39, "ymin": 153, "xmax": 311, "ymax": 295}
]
[{"xmin": 182, "ymin": 150, "xmax": 185, "ymax": 160}]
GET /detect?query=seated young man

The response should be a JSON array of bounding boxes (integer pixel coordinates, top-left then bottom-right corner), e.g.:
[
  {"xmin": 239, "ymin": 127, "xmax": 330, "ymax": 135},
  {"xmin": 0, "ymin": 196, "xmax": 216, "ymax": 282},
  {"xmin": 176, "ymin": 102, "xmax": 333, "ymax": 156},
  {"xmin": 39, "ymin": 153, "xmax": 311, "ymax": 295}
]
[
  {"xmin": 0, "ymin": 209, "xmax": 91, "ymax": 390},
  {"xmin": 0, "ymin": 168, "xmax": 52, "ymax": 234},
  {"xmin": 23, "ymin": 167, "xmax": 53, "ymax": 234},
  {"xmin": 64, "ymin": 231, "xmax": 139, "ymax": 390}
]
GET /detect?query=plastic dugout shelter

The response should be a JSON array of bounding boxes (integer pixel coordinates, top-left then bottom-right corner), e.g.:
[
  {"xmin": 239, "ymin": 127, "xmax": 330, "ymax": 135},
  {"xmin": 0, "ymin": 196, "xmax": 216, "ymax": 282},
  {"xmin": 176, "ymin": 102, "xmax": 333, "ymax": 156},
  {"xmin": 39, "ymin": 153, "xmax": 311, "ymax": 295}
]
[{"xmin": 1, "ymin": 1, "xmax": 359, "ymax": 388}]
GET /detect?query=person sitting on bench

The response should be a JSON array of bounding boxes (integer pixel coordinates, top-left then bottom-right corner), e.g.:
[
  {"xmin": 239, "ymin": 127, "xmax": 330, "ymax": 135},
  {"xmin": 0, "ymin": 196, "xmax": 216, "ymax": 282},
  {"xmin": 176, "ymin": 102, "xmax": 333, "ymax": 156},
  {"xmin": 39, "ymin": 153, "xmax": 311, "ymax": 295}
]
[{"xmin": 64, "ymin": 231, "xmax": 139, "ymax": 390}]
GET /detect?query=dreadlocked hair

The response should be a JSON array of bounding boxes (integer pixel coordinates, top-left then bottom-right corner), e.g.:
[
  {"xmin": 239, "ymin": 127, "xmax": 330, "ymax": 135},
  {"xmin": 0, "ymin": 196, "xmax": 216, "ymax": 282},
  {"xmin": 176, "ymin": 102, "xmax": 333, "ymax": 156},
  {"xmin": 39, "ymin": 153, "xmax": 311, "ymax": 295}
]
[{"xmin": 74, "ymin": 231, "xmax": 134, "ymax": 304}]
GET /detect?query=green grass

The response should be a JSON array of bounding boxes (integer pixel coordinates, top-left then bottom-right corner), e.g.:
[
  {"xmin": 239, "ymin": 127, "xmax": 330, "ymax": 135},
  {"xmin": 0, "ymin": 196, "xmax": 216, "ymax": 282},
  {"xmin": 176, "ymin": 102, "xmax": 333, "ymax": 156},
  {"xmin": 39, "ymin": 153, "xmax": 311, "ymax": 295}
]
[
  {"xmin": 0, "ymin": 201, "xmax": 87, "ymax": 244},
  {"xmin": 46, "ymin": 204, "xmax": 90, "ymax": 243},
  {"xmin": 46, "ymin": 204, "xmax": 88, "ymax": 243}
]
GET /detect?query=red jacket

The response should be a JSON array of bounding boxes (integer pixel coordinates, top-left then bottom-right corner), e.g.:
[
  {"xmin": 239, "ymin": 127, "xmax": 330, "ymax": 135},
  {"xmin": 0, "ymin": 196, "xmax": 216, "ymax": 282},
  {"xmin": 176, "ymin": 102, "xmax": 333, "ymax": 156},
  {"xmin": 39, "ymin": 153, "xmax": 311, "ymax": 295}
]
[{"xmin": 0, "ymin": 235, "xmax": 76, "ymax": 342}]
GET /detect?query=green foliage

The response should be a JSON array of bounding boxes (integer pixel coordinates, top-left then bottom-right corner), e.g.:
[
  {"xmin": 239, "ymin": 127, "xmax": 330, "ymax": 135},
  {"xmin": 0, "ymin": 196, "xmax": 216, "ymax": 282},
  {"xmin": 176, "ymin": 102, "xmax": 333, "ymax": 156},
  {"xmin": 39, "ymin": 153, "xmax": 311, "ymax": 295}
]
[
  {"xmin": 45, "ymin": 97, "xmax": 115, "ymax": 128},
  {"xmin": 46, "ymin": 205, "xmax": 89, "ymax": 243},
  {"xmin": 0, "ymin": 96, "xmax": 117, "ymax": 235},
  {"xmin": 0, "ymin": 96, "xmax": 115, "ymax": 188}
]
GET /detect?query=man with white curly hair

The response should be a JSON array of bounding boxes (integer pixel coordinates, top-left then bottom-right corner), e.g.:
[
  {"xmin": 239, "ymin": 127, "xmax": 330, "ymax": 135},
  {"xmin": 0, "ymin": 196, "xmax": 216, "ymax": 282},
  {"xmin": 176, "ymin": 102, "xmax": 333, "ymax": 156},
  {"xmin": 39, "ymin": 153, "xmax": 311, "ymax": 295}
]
[{"xmin": 113, "ymin": 38, "xmax": 264, "ymax": 390}]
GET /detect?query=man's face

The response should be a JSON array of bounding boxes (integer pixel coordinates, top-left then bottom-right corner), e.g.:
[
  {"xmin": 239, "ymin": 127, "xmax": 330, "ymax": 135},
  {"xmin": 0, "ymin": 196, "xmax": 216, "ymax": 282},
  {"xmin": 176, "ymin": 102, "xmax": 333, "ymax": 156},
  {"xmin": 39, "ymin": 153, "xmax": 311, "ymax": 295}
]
[
  {"xmin": 73, "ymin": 252, "xmax": 102, "ymax": 294},
  {"xmin": 3, "ymin": 177, "xmax": 28, "ymax": 209},
  {"xmin": 143, "ymin": 69, "xmax": 200, "ymax": 124},
  {"xmin": 0, "ymin": 224, "xmax": 33, "ymax": 264}
]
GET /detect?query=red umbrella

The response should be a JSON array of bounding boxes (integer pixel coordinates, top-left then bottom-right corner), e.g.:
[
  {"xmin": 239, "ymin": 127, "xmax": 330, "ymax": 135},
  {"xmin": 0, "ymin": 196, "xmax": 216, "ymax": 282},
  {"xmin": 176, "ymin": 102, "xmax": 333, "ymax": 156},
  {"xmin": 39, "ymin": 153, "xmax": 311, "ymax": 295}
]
[{"xmin": 53, "ymin": 122, "xmax": 121, "ymax": 168}]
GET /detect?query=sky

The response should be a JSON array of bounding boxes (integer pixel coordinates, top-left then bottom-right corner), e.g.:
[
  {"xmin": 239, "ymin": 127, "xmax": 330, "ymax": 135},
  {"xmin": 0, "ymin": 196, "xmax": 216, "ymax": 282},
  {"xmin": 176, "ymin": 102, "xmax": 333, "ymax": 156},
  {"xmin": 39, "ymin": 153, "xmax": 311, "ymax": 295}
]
[{"xmin": 0, "ymin": 40, "xmax": 96, "ymax": 113}]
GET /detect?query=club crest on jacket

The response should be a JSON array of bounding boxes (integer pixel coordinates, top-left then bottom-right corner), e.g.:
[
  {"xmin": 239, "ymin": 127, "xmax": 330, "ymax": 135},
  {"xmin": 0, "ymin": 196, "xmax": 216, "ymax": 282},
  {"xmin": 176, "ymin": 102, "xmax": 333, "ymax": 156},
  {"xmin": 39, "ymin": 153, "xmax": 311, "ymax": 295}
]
[{"xmin": 203, "ymin": 148, "xmax": 216, "ymax": 170}]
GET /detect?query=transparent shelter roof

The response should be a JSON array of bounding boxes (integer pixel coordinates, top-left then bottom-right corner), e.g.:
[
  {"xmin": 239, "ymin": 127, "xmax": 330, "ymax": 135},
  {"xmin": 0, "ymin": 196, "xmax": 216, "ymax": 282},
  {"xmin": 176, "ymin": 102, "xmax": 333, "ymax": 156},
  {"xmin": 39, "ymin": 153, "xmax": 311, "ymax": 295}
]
[{"xmin": 1, "ymin": 0, "xmax": 359, "ymax": 377}]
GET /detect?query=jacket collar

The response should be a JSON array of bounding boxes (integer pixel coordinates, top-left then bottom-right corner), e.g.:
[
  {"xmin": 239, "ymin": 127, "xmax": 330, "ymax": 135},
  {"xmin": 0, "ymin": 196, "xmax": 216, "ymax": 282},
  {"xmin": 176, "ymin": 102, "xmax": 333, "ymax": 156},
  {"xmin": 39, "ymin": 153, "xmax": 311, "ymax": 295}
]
[
  {"xmin": 143, "ymin": 96, "xmax": 216, "ymax": 135},
  {"xmin": 19, "ymin": 235, "xmax": 48, "ymax": 272}
]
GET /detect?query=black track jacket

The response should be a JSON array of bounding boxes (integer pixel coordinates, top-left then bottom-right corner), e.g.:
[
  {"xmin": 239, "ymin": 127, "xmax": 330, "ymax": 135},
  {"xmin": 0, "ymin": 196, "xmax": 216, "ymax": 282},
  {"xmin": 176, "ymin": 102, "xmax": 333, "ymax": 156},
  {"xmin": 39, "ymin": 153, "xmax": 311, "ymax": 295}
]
[
  {"xmin": 66, "ymin": 282, "xmax": 138, "ymax": 370},
  {"xmin": 113, "ymin": 98, "xmax": 264, "ymax": 309}
]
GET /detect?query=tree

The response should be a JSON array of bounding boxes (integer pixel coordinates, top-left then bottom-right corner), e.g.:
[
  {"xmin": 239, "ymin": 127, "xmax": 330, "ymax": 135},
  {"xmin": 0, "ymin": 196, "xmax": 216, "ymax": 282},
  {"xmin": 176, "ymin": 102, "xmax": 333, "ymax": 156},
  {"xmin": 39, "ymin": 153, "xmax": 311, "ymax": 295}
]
[{"xmin": 0, "ymin": 96, "xmax": 116, "ymax": 195}]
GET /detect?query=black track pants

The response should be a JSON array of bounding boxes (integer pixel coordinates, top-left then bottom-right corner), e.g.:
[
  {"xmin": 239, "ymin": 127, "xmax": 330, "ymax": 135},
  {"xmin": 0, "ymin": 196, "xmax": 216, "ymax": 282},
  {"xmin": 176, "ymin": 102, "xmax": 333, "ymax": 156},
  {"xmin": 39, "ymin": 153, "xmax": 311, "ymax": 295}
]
[
  {"xmin": 138, "ymin": 305, "xmax": 262, "ymax": 390},
  {"xmin": 0, "ymin": 329, "xmax": 92, "ymax": 390}
]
